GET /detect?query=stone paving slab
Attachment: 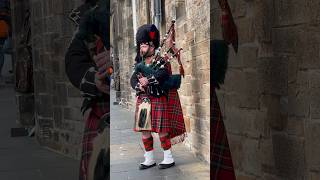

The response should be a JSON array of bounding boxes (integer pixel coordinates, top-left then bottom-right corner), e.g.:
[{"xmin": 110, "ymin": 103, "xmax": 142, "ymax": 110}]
[{"xmin": 0, "ymin": 85, "xmax": 79, "ymax": 180}]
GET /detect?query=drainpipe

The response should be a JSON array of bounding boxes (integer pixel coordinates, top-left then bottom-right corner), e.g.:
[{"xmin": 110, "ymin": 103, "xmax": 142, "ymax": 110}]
[
  {"xmin": 154, "ymin": 0, "xmax": 161, "ymax": 29},
  {"xmin": 132, "ymin": 0, "xmax": 137, "ymax": 39}
]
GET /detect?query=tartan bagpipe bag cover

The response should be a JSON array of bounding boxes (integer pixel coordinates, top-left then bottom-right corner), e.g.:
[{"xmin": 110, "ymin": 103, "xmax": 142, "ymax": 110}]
[{"xmin": 135, "ymin": 97, "xmax": 152, "ymax": 131}]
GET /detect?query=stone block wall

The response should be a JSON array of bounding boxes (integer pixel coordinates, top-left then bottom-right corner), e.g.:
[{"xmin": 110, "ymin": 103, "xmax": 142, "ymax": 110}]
[
  {"xmin": 11, "ymin": 0, "xmax": 35, "ymax": 127},
  {"xmin": 212, "ymin": 0, "xmax": 320, "ymax": 179},
  {"xmin": 27, "ymin": 0, "xmax": 84, "ymax": 159}
]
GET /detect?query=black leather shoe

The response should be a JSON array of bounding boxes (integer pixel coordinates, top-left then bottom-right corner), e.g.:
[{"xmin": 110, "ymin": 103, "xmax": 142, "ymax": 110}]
[
  {"xmin": 158, "ymin": 162, "xmax": 175, "ymax": 169},
  {"xmin": 139, "ymin": 163, "xmax": 156, "ymax": 170}
]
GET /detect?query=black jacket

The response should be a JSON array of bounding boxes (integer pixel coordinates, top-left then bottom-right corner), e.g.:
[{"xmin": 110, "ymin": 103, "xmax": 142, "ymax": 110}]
[
  {"xmin": 65, "ymin": 36, "xmax": 108, "ymax": 113},
  {"xmin": 130, "ymin": 61, "xmax": 169, "ymax": 97}
]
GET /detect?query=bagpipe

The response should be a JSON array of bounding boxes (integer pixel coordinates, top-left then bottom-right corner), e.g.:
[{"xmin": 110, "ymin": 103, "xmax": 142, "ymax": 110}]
[{"xmin": 135, "ymin": 20, "xmax": 185, "ymax": 91}]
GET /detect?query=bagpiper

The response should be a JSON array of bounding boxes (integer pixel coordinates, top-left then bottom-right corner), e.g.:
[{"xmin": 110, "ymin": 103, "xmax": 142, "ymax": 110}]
[
  {"xmin": 130, "ymin": 24, "xmax": 187, "ymax": 170},
  {"xmin": 65, "ymin": 0, "xmax": 111, "ymax": 179}
]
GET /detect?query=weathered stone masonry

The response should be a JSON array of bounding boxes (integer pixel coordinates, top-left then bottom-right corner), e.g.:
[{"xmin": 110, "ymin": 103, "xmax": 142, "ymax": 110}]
[
  {"xmin": 11, "ymin": 0, "xmax": 86, "ymax": 159},
  {"xmin": 212, "ymin": 0, "xmax": 320, "ymax": 179}
]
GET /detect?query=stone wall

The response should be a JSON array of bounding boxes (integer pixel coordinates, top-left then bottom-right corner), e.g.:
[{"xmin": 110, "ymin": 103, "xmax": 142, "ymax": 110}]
[
  {"xmin": 212, "ymin": 0, "xmax": 320, "ymax": 179},
  {"xmin": 112, "ymin": 0, "xmax": 210, "ymax": 162},
  {"xmin": 111, "ymin": 0, "xmax": 136, "ymax": 109},
  {"xmin": 28, "ymin": 0, "xmax": 84, "ymax": 159},
  {"xmin": 11, "ymin": 0, "xmax": 35, "ymax": 127}
]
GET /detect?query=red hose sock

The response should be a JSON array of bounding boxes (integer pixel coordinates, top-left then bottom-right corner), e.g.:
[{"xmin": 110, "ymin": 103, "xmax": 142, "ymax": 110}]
[
  {"xmin": 159, "ymin": 134, "xmax": 171, "ymax": 150},
  {"xmin": 142, "ymin": 136, "xmax": 154, "ymax": 151}
]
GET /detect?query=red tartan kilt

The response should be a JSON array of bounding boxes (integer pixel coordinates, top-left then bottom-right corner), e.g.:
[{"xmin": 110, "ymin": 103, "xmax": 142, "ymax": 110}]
[
  {"xmin": 80, "ymin": 102, "xmax": 109, "ymax": 180},
  {"xmin": 134, "ymin": 95, "xmax": 171, "ymax": 133},
  {"xmin": 167, "ymin": 89, "xmax": 185, "ymax": 138}
]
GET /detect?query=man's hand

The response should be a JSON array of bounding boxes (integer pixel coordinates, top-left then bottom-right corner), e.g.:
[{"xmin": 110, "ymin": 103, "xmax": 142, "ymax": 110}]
[
  {"xmin": 93, "ymin": 50, "xmax": 111, "ymax": 94},
  {"xmin": 94, "ymin": 50, "xmax": 111, "ymax": 74},
  {"xmin": 95, "ymin": 71, "xmax": 109, "ymax": 94},
  {"xmin": 139, "ymin": 84, "xmax": 145, "ymax": 92},
  {"xmin": 139, "ymin": 77, "xmax": 149, "ymax": 86}
]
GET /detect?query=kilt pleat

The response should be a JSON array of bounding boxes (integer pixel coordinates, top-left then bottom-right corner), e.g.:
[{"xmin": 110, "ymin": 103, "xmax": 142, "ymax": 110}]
[
  {"xmin": 79, "ymin": 101, "xmax": 109, "ymax": 180},
  {"xmin": 211, "ymin": 89, "xmax": 236, "ymax": 180},
  {"xmin": 167, "ymin": 89, "xmax": 187, "ymax": 145}
]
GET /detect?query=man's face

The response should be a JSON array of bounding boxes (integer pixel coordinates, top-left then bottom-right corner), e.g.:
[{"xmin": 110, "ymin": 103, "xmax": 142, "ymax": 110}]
[{"xmin": 140, "ymin": 42, "xmax": 155, "ymax": 57}]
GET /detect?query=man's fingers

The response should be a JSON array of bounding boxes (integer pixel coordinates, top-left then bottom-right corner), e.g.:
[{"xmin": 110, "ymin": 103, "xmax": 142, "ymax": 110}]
[
  {"xmin": 96, "ymin": 71, "xmax": 108, "ymax": 80},
  {"xmin": 95, "ymin": 58, "xmax": 105, "ymax": 66},
  {"xmin": 144, "ymin": 79, "xmax": 149, "ymax": 85},
  {"xmin": 139, "ymin": 80, "xmax": 147, "ymax": 86},
  {"xmin": 93, "ymin": 50, "xmax": 110, "ymax": 60},
  {"xmin": 139, "ymin": 85, "xmax": 145, "ymax": 92},
  {"xmin": 96, "ymin": 50, "xmax": 110, "ymax": 59},
  {"xmin": 94, "ymin": 52, "xmax": 111, "ymax": 69},
  {"xmin": 140, "ymin": 78, "xmax": 148, "ymax": 85},
  {"xmin": 95, "ymin": 56, "xmax": 110, "ymax": 67}
]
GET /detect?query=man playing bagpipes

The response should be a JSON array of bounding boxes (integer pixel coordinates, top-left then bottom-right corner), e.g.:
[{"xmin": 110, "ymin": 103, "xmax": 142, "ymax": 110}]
[
  {"xmin": 130, "ymin": 23, "xmax": 187, "ymax": 170},
  {"xmin": 65, "ymin": 0, "xmax": 110, "ymax": 179},
  {"xmin": 211, "ymin": 0, "xmax": 238, "ymax": 179}
]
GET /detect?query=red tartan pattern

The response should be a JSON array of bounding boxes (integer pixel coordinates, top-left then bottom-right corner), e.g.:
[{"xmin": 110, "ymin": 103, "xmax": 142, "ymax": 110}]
[
  {"xmin": 142, "ymin": 136, "xmax": 154, "ymax": 151},
  {"xmin": 166, "ymin": 63, "xmax": 187, "ymax": 145},
  {"xmin": 79, "ymin": 101, "xmax": 109, "ymax": 180},
  {"xmin": 211, "ymin": 89, "xmax": 236, "ymax": 180},
  {"xmin": 134, "ymin": 95, "xmax": 171, "ymax": 133},
  {"xmin": 134, "ymin": 91, "xmax": 187, "ymax": 145},
  {"xmin": 160, "ymin": 135, "xmax": 172, "ymax": 150},
  {"xmin": 167, "ymin": 89, "xmax": 187, "ymax": 145}
]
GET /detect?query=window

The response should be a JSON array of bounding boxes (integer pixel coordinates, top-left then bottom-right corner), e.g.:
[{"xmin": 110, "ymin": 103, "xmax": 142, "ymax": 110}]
[{"xmin": 175, "ymin": 0, "xmax": 186, "ymax": 20}]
